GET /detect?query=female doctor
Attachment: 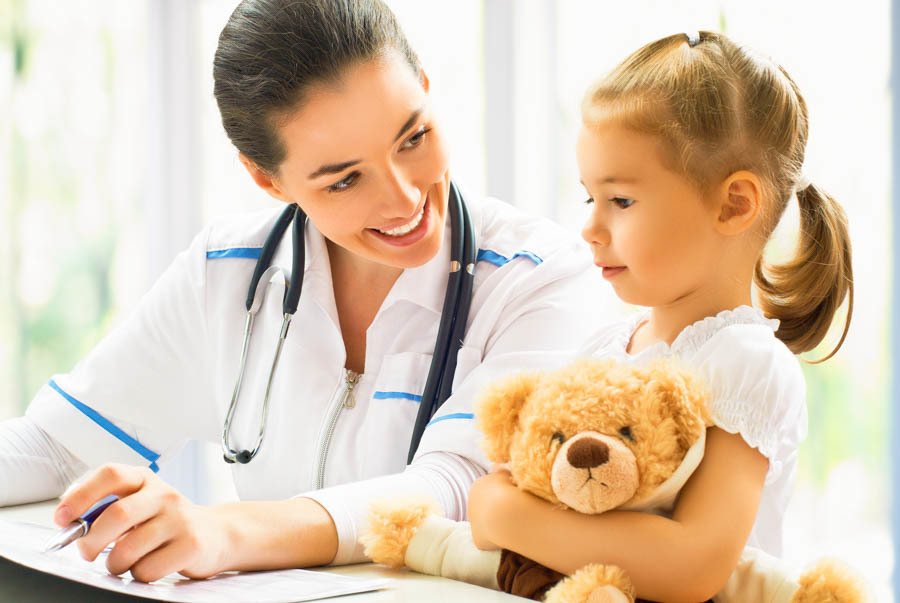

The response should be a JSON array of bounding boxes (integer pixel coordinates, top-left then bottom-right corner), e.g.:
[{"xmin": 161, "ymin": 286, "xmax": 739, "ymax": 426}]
[{"xmin": 0, "ymin": 0, "xmax": 604, "ymax": 582}]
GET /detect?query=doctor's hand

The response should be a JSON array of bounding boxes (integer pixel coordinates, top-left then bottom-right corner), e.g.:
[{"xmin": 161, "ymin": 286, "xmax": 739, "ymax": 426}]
[{"xmin": 54, "ymin": 463, "xmax": 232, "ymax": 582}]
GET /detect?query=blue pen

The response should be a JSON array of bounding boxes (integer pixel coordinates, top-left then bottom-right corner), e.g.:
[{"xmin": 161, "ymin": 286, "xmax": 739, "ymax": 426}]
[{"xmin": 43, "ymin": 494, "xmax": 119, "ymax": 553}]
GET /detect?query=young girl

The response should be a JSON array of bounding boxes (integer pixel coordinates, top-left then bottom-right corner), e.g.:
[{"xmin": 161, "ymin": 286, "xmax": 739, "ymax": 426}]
[{"xmin": 467, "ymin": 31, "xmax": 853, "ymax": 602}]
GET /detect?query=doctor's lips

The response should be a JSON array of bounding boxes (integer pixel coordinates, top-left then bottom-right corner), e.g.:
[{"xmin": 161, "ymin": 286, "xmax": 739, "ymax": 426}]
[{"xmin": 368, "ymin": 196, "xmax": 431, "ymax": 246}]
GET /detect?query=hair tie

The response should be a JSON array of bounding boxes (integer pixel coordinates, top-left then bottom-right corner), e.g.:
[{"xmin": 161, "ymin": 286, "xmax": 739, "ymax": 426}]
[
  {"xmin": 794, "ymin": 173, "xmax": 812, "ymax": 193},
  {"xmin": 685, "ymin": 32, "xmax": 701, "ymax": 47}
]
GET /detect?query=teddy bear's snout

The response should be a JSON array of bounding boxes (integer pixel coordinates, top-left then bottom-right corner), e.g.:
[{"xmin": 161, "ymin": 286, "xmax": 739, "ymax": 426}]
[
  {"xmin": 550, "ymin": 432, "xmax": 639, "ymax": 514},
  {"xmin": 566, "ymin": 437, "xmax": 610, "ymax": 469}
]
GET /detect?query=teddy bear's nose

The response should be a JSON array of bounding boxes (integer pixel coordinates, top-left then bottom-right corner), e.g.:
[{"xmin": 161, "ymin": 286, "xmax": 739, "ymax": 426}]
[{"xmin": 567, "ymin": 437, "xmax": 610, "ymax": 469}]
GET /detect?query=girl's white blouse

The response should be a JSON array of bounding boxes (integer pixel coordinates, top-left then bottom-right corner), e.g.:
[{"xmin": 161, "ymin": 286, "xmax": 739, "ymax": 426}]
[
  {"xmin": 578, "ymin": 306, "xmax": 808, "ymax": 557},
  {"xmin": 18, "ymin": 194, "xmax": 608, "ymax": 563}
]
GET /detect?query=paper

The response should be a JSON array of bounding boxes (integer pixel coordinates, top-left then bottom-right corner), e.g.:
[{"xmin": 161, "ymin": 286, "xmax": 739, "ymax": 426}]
[{"xmin": 0, "ymin": 518, "xmax": 392, "ymax": 602}]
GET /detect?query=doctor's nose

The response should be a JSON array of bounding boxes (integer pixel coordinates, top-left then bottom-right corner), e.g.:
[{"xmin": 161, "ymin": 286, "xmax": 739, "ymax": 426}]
[{"xmin": 382, "ymin": 166, "xmax": 422, "ymax": 218}]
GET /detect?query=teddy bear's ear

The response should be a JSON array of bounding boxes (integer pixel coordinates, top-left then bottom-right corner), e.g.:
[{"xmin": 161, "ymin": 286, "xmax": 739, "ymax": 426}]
[
  {"xmin": 475, "ymin": 370, "xmax": 541, "ymax": 463},
  {"xmin": 646, "ymin": 361, "xmax": 711, "ymax": 448}
]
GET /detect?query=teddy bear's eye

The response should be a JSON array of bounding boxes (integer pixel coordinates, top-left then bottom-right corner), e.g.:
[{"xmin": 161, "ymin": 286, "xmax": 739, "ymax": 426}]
[
  {"xmin": 551, "ymin": 432, "xmax": 566, "ymax": 446},
  {"xmin": 619, "ymin": 426, "xmax": 634, "ymax": 441}
]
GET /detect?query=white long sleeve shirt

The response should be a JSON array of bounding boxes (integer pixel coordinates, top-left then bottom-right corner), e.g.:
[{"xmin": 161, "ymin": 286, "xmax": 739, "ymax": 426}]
[{"xmin": 14, "ymin": 194, "xmax": 609, "ymax": 561}]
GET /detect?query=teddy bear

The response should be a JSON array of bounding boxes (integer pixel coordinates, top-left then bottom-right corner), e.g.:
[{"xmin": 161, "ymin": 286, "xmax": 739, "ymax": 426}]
[{"xmin": 359, "ymin": 358, "xmax": 868, "ymax": 603}]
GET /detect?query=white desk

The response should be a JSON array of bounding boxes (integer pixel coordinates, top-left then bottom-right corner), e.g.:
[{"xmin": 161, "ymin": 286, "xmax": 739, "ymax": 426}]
[{"xmin": 0, "ymin": 501, "xmax": 520, "ymax": 602}]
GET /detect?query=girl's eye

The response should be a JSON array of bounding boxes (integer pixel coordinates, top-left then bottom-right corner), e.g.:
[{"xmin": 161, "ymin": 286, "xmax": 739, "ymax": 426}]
[
  {"xmin": 619, "ymin": 426, "xmax": 634, "ymax": 441},
  {"xmin": 610, "ymin": 196, "xmax": 635, "ymax": 209},
  {"xmin": 401, "ymin": 126, "xmax": 431, "ymax": 150},
  {"xmin": 327, "ymin": 171, "xmax": 360, "ymax": 193},
  {"xmin": 551, "ymin": 432, "xmax": 566, "ymax": 446},
  {"xmin": 584, "ymin": 197, "xmax": 594, "ymax": 205}
]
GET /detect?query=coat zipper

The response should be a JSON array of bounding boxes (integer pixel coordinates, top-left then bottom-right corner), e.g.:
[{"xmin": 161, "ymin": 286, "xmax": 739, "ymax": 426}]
[{"xmin": 315, "ymin": 369, "xmax": 360, "ymax": 489}]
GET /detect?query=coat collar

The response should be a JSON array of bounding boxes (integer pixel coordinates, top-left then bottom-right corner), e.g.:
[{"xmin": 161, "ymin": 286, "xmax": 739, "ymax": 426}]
[{"xmin": 268, "ymin": 197, "xmax": 481, "ymax": 319}]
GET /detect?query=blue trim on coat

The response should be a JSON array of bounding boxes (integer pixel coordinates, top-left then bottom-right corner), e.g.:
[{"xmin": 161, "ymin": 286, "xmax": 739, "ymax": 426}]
[
  {"xmin": 48, "ymin": 380, "xmax": 161, "ymax": 472},
  {"xmin": 206, "ymin": 247, "xmax": 263, "ymax": 260},
  {"xmin": 476, "ymin": 249, "xmax": 543, "ymax": 267},
  {"xmin": 373, "ymin": 391, "xmax": 423, "ymax": 403},
  {"xmin": 426, "ymin": 412, "xmax": 475, "ymax": 426}
]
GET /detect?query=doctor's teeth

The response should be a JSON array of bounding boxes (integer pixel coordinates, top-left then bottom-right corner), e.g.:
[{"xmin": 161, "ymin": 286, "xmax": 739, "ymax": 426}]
[{"xmin": 377, "ymin": 207, "xmax": 425, "ymax": 236}]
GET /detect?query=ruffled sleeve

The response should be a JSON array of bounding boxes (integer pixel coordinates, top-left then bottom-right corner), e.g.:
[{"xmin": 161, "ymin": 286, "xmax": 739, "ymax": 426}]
[{"xmin": 691, "ymin": 323, "xmax": 808, "ymax": 484}]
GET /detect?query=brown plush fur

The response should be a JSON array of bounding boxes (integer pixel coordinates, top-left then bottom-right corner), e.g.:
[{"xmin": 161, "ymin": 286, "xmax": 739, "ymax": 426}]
[
  {"xmin": 792, "ymin": 558, "xmax": 870, "ymax": 603},
  {"xmin": 544, "ymin": 564, "xmax": 636, "ymax": 603},
  {"xmin": 359, "ymin": 495, "xmax": 440, "ymax": 569},
  {"xmin": 476, "ymin": 358, "xmax": 710, "ymax": 508}
]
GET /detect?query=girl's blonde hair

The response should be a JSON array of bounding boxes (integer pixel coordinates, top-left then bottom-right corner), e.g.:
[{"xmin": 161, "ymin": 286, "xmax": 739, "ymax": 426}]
[{"xmin": 582, "ymin": 31, "xmax": 853, "ymax": 361}]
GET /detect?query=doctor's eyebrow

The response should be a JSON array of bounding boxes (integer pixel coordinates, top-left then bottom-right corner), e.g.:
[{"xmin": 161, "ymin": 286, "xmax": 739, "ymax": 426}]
[
  {"xmin": 307, "ymin": 107, "xmax": 425, "ymax": 180},
  {"xmin": 393, "ymin": 108, "xmax": 423, "ymax": 142},
  {"xmin": 308, "ymin": 159, "xmax": 361, "ymax": 179}
]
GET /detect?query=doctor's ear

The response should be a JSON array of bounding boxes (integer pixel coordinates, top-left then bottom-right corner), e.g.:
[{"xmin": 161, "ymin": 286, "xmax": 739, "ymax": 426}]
[
  {"xmin": 419, "ymin": 68, "xmax": 430, "ymax": 93},
  {"xmin": 714, "ymin": 170, "xmax": 762, "ymax": 235},
  {"xmin": 239, "ymin": 154, "xmax": 291, "ymax": 204}
]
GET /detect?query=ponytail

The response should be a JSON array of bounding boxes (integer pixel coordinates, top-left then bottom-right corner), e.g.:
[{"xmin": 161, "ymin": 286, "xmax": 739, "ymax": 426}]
[{"xmin": 754, "ymin": 184, "xmax": 853, "ymax": 362}]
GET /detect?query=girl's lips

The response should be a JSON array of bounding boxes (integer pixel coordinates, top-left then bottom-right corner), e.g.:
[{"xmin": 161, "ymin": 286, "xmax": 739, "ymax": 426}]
[
  {"xmin": 600, "ymin": 266, "xmax": 626, "ymax": 279},
  {"xmin": 367, "ymin": 197, "xmax": 431, "ymax": 247}
]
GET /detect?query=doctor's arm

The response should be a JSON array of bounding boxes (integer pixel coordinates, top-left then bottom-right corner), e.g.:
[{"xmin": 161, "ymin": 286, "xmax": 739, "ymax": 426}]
[
  {"xmin": 0, "ymin": 417, "xmax": 87, "ymax": 506},
  {"xmin": 53, "ymin": 450, "xmax": 480, "ymax": 580},
  {"xmin": 468, "ymin": 427, "xmax": 768, "ymax": 603}
]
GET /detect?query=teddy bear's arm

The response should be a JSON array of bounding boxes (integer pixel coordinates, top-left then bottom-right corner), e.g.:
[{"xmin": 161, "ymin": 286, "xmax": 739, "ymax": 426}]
[
  {"xmin": 713, "ymin": 547, "xmax": 868, "ymax": 603},
  {"xmin": 404, "ymin": 515, "xmax": 502, "ymax": 589}
]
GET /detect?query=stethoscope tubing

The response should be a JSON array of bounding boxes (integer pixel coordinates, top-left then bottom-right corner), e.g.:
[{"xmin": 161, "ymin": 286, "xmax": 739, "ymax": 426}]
[
  {"xmin": 223, "ymin": 204, "xmax": 307, "ymax": 464},
  {"xmin": 223, "ymin": 182, "xmax": 473, "ymax": 466},
  {"xmin": 406, "ymin": 182, "xmax": 475, "ymax": 463}
]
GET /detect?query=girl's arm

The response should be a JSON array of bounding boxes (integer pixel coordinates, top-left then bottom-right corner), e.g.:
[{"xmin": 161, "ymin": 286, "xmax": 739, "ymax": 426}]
[{"xmin": 468, "ymin": 427, "xmax": 768, "ymax": 603}]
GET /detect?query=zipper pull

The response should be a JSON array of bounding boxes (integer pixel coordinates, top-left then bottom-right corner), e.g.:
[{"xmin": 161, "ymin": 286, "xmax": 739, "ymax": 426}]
[{"xmin": 342, "ymin": 370, "xmax": 360, "ymax": 408}]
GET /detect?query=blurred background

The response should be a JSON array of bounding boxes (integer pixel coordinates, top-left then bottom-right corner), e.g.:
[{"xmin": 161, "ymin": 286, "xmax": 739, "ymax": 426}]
[{"xmin": 0, "ymin": 0, "xmax": 890, "ymax": 598}]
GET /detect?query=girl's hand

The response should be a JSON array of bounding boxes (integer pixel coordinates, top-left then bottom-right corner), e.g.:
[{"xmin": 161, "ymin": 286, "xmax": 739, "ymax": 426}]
[
  {"xmin": 55, "ymin": 463, "xmax": 232, "ymax": 583},
  {"xmin": 467, "ymin": 468, "xmax": 518, "ymax": 551}
]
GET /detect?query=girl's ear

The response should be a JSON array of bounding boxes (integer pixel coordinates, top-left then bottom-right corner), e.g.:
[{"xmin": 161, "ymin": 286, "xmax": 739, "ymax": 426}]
[
  {"xmin": 239, "ymin": 154, "xmax": 291, "ymax": 204},
  {"xmin": 714, "ymin": 170, "xmax": 762, "ymax": 235}
]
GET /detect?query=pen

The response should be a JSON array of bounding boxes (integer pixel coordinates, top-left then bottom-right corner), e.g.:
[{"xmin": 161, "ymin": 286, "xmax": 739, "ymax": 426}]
[{"xmin": 43, "ymin": 494, "xmax": 119, "ymax": 553}]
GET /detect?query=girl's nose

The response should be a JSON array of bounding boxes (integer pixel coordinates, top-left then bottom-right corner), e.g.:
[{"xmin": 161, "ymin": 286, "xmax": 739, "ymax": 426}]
[{"xmin": 581, "ymin": 213, "xmax": 610, "ymax": 247}]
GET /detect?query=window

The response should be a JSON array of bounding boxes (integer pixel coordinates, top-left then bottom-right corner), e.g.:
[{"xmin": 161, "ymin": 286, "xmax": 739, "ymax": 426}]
[{"xmin": 1, "ymin": 0, "xmax": 150, "ymax": 418}]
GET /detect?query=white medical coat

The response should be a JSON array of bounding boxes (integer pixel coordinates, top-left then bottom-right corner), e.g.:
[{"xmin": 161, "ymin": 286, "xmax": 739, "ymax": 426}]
[{"xmin": 26, "ymin": 195, "xmax": 606, "ymax": 504}]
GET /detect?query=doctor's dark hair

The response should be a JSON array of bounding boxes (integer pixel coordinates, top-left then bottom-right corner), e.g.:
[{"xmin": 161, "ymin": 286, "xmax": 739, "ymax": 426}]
[
  {"xmin": 582, "ymin": 31, "xmax": 853, "ymax": 362},
  {"xmin": 213, "ymin": 0, "xmax": 421, "ymax": 175}
]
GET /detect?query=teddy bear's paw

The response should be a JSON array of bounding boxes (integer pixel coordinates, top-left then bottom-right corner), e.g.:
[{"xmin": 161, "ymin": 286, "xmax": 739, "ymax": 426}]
[
  {"xmin": 544, "ymin": 564, "xmax": 635, "ymax": 603},
  {"xmin": 791, "ymin": 558, "xmax": 870, "ymax": 603},
  {"xmin": 359, "ymin": 495, "xmax": 442, "ymax": 569},
  {"xmin": 586, "ymin": 585, "xmax": 633, "ymax": 603}
]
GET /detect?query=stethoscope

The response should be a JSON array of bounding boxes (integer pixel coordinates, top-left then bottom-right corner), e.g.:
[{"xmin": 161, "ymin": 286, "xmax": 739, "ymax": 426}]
[{"xmin": 222, "ymin": 181, "xmax": 475, "ymax": 465}]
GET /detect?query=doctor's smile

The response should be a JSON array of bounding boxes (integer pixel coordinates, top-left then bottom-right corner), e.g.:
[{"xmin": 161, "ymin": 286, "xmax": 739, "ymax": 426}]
[{"xmin": 367, "ymin": 195, "xmax": 433, "ymax": 246}]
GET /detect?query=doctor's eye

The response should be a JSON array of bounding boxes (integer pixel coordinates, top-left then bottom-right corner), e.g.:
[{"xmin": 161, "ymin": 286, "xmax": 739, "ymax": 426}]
[
  {"xmin": 327, "ymin": 171, "xmax": 360, "ymax": 193},
  {"xmin": 551, "ymin": 432, "xmax": 566, "ymax": 446},
  {"xmin": 618, "ymin": 426, "xmax": 634, "ymax": 441},
  {"xmin": 583, "ymin": 197, "xmax": 594, "ymax": 205},
  {"xmin": 609, "ymin": 196, "xmax": 635, "ymax": 209},
  {"xmin": 400, "ymin": 126, "xmax": 432, "ymax": 151}
]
